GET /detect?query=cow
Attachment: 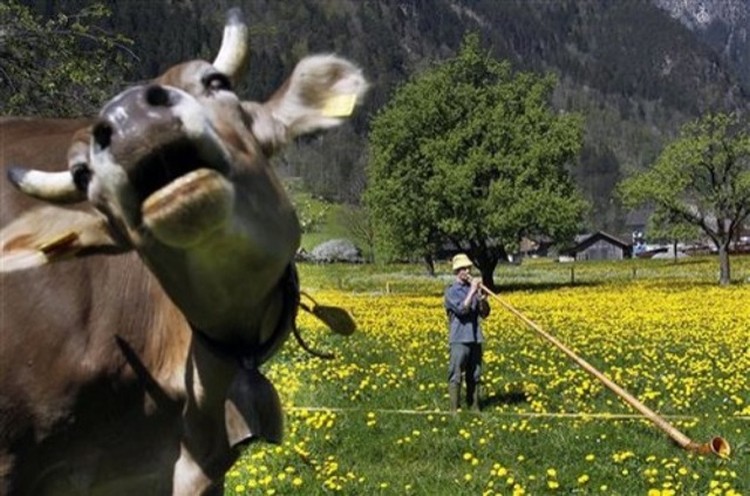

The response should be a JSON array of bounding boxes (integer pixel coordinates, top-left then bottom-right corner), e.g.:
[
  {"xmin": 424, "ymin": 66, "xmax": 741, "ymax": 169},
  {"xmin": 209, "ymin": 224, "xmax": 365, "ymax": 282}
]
[{"xmin": 0, "ymin": 8, "xmax": 366, "ymax": 495}]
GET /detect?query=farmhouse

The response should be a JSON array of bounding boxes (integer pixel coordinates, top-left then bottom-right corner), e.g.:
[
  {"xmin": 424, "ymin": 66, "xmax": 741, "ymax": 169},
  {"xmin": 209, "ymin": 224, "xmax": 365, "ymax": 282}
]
[{"xmin": 566, "ymin": 231, "xmax": 632, "ymax": 261}]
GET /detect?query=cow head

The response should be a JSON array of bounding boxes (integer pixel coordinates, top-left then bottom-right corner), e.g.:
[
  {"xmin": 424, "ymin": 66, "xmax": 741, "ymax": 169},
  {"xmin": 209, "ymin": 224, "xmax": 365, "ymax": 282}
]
[{"xmin": 6, "ymin": 9, "xmax": 367, "ymax": 346}]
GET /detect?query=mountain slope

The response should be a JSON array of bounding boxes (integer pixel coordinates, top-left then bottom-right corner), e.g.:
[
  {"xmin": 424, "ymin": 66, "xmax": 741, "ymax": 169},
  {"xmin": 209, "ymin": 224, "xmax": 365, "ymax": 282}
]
[
  {"xmin": 17, "ymin": 0, "xmax": 750, "ymax": 235},
  {"xmin": 653, "ymin": 0, "xmax": 750, "ymax": 88}
]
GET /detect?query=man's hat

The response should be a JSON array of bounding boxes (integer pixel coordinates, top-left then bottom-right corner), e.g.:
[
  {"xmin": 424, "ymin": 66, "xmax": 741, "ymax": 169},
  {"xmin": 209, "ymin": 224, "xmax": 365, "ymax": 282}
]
[{"xmin": 451, "ymin": 253, "xmax": 473, "ymax": 271}]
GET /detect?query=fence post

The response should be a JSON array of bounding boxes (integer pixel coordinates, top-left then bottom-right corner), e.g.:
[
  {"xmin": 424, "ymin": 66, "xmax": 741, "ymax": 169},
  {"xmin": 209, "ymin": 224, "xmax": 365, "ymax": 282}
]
[{"xmin": 570, "ymin": 266, "xmax": 575, "ymax": 284}]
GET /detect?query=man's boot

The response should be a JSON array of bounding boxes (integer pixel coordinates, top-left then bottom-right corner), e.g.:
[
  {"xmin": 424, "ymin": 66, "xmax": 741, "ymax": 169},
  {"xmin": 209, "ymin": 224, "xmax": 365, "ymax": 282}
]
[
  {"xmin": 449, "ymin": 384, "xmax": 461, "ymax": 413},
  {"xmin": 468, "ymin": 384, "xmax": 481, "ymax": 412}
]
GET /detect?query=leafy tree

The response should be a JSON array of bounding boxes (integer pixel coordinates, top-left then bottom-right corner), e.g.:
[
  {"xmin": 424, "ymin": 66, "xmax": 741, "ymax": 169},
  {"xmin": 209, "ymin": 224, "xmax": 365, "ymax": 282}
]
[
  {"xmin": 620, "ymin": 112, "xmax": 750, "ymax": 285},
  {"xmin": 0, "ymin": 1, "xmax": 134, "ymax": 117},
  {"xmin": 365, "ymin": 33, "xmax": 587, "ymax": 287}
]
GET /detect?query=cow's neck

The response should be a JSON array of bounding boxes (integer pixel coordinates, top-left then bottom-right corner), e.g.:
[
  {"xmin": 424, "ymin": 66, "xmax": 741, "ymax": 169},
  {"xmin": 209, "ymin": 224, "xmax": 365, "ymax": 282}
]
[
  {"xmin": 139, "ymin": 234, "xmax": 297, "ymax": 342},
  {"xmin": 189, "ymin": 263, "xmax": 297, "ymax": 366},
  {"xmin": 178, "ymin": 262, "xmax": 295, "ymax": 419},
  {"xmin": 174, "ymin": 266, "xmax": 295, "ymax": 494}
]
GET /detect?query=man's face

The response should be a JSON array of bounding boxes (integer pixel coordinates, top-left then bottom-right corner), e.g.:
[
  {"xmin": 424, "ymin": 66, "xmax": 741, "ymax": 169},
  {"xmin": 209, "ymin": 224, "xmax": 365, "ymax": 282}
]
[{"xmin": 456, "ymin": 266, "xmax": 471, "ymax": 282}]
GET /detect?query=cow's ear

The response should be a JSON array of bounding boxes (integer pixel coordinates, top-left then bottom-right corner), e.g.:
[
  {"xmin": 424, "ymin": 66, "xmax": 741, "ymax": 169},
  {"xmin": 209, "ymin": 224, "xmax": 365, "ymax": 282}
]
[
  {"xmin": 0, "ymin": 207, "xmax": 129, "ymax": 272},
  {"xmin": 243, "ymin": 54, "xmax": 367, "ymax": 154}
]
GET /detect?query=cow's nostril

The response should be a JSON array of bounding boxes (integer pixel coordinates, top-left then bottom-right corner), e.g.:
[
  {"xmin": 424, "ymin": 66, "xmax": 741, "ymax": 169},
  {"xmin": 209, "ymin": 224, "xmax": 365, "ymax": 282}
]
[
  {"xmin": 93, "ymin": 123, "xmax": 112, "ymax": 149},
  {"xmin": 145, "ymin": 85, "xmax": 171, "ymax": 107},
  {"xmin": 71, "ymin": 163, "xmax": 91, "ymax": 192}
]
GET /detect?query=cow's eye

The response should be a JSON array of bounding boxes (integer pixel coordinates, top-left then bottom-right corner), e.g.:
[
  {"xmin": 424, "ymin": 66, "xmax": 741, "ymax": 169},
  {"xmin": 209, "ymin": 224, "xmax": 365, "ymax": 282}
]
[
  {"xmin": 204, "ymin": 73, "xmax": 232, "ymax": 92},
  {"xmin": 71, "ymin": 163, "xmax": 91, "ymax": 192}
]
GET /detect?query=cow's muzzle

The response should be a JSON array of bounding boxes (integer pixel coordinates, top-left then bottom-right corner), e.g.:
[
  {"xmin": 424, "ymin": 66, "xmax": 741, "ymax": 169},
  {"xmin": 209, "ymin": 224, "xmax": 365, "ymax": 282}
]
[{"xmin": 93, "ymin": 85, "xmax": 234, "ymax": 247}]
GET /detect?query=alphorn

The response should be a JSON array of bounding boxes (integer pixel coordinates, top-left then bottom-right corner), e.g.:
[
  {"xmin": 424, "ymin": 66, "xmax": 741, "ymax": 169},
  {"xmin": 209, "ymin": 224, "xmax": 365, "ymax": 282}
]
[{"xmin": 480, "ymin": 284, "xmax": 730, "ymax": 458}]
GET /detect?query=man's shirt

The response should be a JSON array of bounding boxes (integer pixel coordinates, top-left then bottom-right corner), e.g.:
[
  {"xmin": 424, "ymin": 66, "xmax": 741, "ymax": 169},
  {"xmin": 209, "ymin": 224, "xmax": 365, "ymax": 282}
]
[{"xmin": 444, "ymin": 281, "xmax": 486, "ymax": 344}]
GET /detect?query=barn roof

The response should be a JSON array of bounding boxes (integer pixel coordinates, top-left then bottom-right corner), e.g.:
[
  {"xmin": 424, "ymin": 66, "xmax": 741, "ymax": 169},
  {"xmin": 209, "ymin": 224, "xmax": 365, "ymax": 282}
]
[{"xmin": 569, "ymin": 231, "xmax": 631, "ymax": 253}]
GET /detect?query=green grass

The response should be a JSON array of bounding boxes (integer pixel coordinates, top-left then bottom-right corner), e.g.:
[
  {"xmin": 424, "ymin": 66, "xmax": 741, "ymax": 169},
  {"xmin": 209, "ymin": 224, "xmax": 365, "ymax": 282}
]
[
  {"xmin": 225, "ymin": 256, "xmax": 749, "ymax": 495},
  {"xmin": 286, "ymin": 180, "xmax": 351, "ymax": 251}
]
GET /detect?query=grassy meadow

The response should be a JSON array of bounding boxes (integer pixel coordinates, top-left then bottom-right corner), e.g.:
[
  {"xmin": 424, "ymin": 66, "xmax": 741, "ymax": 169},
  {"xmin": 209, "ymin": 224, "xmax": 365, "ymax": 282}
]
[{"xmin": 227, "ymin": 256, "xmax": 749, "ymax": 495}]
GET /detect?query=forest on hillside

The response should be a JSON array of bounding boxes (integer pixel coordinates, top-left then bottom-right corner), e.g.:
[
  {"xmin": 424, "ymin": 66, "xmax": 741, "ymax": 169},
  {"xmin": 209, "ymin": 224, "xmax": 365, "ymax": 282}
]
[{"xmin": 7, "ymin": 0, "xmax": 750, "ymax": 236}]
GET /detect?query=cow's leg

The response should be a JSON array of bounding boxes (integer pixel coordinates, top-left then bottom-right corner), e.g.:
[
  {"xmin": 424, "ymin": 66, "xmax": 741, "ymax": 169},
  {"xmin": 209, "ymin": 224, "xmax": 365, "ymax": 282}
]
[
  {"xmin": 172, "ymin": 445, "xmax": 227, "ymax": 496},
  {"xmin": 172, "ymin": 339, "xmax": 238, "ymax": 496}
]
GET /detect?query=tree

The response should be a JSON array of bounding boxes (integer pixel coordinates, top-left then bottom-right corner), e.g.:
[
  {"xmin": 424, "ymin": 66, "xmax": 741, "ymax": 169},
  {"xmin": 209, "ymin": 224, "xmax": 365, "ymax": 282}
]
[
  {"xmin": 365, "ymin": 33, "xmax": 587, "ymax": 287},
  {"xmin": 619, "ymin": 112, "xmax": 750, "ymax": 285},
  {"xmin": 0, "ymin": 1, "xmax": 135, "ymax": 117}
]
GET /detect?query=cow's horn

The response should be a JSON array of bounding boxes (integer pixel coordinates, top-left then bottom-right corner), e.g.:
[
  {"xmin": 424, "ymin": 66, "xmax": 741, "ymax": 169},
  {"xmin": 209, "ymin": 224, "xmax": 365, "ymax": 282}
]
[
  {"xmin": 7, "ymin": 167, "xmax": 85, "ymax": 204},
  {"xmin": 213, "ymin": 8, "xmax": 249, "ymax": 82}
]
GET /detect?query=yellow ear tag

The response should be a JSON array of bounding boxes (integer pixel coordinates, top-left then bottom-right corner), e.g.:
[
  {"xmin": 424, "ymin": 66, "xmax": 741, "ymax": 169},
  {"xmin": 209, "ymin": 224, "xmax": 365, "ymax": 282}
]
[
  {"xmin": 321, "ymin": 93, "xmax": 357, "ymax": 117},
  {"xmin": 38, "ymin": 231, "xmax": 79, "ymax": 260}
]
